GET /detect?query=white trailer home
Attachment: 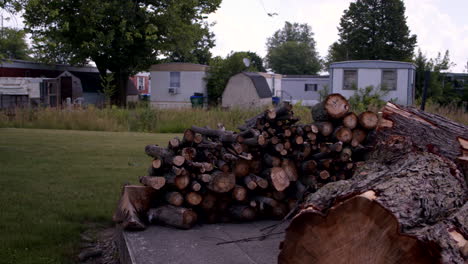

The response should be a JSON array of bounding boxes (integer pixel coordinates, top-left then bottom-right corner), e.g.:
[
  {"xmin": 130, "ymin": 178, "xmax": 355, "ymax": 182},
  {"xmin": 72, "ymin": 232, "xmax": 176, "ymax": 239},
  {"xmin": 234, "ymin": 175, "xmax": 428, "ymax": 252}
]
[
  {"xmin": 329, "ymin": 60, "xmax": 416, "ymax": 105},
  {"xmin": 149, "ymin": 63, "xmax": 209, "ymax": 109}
]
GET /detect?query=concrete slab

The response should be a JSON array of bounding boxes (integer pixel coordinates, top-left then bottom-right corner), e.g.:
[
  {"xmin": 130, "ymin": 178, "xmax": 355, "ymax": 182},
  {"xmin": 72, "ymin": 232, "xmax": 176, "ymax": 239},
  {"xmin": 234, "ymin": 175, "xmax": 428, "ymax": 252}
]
[{"xmin": 119, "ymin": 221, "xmax": 286, "ymax": 264}]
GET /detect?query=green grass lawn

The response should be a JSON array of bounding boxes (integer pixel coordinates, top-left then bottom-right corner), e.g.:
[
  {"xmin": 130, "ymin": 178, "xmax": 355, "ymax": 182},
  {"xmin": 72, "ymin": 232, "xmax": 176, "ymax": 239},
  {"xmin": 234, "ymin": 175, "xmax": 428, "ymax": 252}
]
[{"xmin": 0, "ymin": 128, "xmax": 176, "ymax": 264}]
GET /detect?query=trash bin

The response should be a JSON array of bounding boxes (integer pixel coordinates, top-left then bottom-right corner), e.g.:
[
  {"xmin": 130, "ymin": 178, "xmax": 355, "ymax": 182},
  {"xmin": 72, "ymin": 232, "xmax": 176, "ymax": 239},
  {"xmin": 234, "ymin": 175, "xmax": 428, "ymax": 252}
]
[
  {"xmin": 190, "ymin": 95, "xmax": 204, "ymax": 108},
  {"xmin": 272, "ymin": 96, "xmax": 280, "ymax": 106}
]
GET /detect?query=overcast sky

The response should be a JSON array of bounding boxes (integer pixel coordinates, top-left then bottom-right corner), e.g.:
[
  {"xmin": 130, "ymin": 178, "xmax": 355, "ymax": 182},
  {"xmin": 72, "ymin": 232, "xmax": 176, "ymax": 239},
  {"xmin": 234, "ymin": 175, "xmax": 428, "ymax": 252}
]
[
  {"xmin": 208, "ymin": 0, "xmax": 468, "ymax": 72},
  {"xmin": 2, "ymin": 0, "xmax": 467, "ymax": 72}
]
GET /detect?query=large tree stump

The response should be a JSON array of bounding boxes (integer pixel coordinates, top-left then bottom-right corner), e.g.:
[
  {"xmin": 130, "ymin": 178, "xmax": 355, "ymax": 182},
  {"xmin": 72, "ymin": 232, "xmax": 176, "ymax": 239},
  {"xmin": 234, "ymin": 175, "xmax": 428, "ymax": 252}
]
[
  {"xmin": 278, "ymin": 136, "xmax": 468, "ymax": 263},
  {"xmin": 113, "ymin": 185, "xmax": 157, "ymax": 230}
]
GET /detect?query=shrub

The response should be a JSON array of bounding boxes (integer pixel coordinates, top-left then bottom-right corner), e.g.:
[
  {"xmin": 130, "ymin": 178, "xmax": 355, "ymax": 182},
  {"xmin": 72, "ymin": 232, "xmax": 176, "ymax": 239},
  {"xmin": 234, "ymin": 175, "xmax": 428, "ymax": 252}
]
[{"xmin": 348, "ymin": 85, "xmax": 388, "ymax": 113}]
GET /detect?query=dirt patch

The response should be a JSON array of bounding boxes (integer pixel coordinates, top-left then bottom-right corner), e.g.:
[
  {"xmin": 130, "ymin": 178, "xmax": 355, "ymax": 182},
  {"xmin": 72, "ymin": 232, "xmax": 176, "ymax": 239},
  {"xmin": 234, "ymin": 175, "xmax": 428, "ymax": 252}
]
[{"xmin": 78, "ymin": 223, "xmax": 119, "ymax": 264}]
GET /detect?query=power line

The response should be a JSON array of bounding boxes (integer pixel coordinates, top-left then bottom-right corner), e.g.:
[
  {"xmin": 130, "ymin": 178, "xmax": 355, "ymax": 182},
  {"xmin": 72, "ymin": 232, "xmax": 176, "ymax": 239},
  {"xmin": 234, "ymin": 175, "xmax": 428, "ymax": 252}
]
[{"xmin": 257, "ymin": 0, "xmax": 278, "ymax": 17}]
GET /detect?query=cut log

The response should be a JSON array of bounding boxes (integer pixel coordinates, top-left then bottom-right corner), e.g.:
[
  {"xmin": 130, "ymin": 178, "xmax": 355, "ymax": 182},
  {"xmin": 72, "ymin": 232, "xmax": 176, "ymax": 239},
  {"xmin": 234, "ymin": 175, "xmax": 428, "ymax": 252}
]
[
  {"xmin": 232, "ymin": 185, "xmax": 247, "ymax": 201},
  {"xmin": 152, "ymin": 159, "xmax": 162, "ymax": 169},
  {"xmin": 253, "ymin": 196, "xmax": 278, "ymax": 211},
  {"xmin": 264, "ymin": 167, "xmax": 290, "ymax": 192},
  {"xmin": 207, "ymin": 171, "xmax": 236, "ymax": 193},
  {"xmin": 183, "ymin": 129, "xmax": 195, "ymax": 143},
  {"xmin": 334, "ymin": 126, "xmax": 352, "ymax": 143},
  {"xmin": 359, "ymin": 111, "xmax": 379, "ymax": 130},
  {"xmin": 318, "ymin": 170, "xmax": 330, "ymax": 180},
  {"xmin": 253, "ymin": 175, "xmax": 269, "ymax": 189},
  {"xmin": 272, "ymin": 203, "xmax": 288, "ymax": 218},
  {"xmin": 172, "ymin": 155, "xmax": 185, "ymax": 167},
  {"xmin": 147, "ymin": 205, "xmax": 197, "ymax": 229},
  {"xmin": 185, "ymin": 192, "xmax": 203, "ymax": 206},
  {"xmin": 282, "ymin": 159, "xmax": 299, "ymax": 181},
  {"xmin": 315, "ymin": 122, "xmax": 334, "ymax": 137},
  {"xmin": 145, "ymin": 145, "xmax": 174, "ymax": 164},
  {"xmin": 197, "ymin": 173, "xmax": 212, "ymax": 183},
  {"xmin": 343, "ymin": 112, "xmax": 358, "ymax": 129},
  {"xmin": 301, "ymin": 160, "xmax": 317, "ymax": 173},
  {"xmin": 113, "ymin": 185, "xmax": 156, "ymax": 230},
  {"xmin": 190, "ymin": 180, "xmax": 202, "ymax": 192},
  {"xmin": 191, "ymin": 125, "xmax": 237, "ymax": 143},
  {"xmin": 165, "ymin": 192, "xmax": 184, "ymax": 207},
  {"xmin": 201, "ymin": 193, "xmax": 217, "ymax": 210},
  {"xmin": 216, "ymin": 159, "xmax": 230, "ymax": 173},
  {"xmin": 312, "ymin": 94, "xmax": 350, "ymax": 121},
  {"xmin": 139, "ymin": 176, "xmax": 166, "ymax": 190},
  {"xmin": 279, "ymin": 136, "xmax": 468, "ymax": 264},
  {"xmin": 339, "ymin": 147, "xmax": 352, "ymax": 162},
  {"xmin": 168, "ymin": 137, "xmax": 180, "ymax": 150},
  {"xmin": 264, "ymin": 153, "xmax": 282, "ymax": 167},
  {"xmin": 351, "ymin": 128, "xmax": 367, "ymax": 147},
  {"xmin": 181, "ymin": 147, "xmax": 197, "ymax": 161},
  {"xmin": 171, "ymin": 166, "xmax": 186, "ymax": 176},
  {"xmin": 244, "ymin": 174, "xmax": 258, "ymax": 190},
  {"xmin": 165, "ymin": 173, "xmax": 190, "ymax": 190},
  {"xmin": 193, "ymin": 133, "xmax": 204, "ymax": 144},
  {"xmin": 229, "ymin": 205, "xmax": 256, "ymax": 221},
  {"xmin": 234, "ymin": 160, "xmax": 250, "ymax": 178}
]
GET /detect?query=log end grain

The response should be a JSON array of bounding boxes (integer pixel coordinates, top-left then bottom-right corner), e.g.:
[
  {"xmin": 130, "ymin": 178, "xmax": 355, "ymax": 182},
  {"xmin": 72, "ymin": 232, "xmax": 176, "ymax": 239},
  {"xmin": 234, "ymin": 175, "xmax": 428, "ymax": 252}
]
[{"xmin": 279, "ymin": 196, "xmax": 441, "ymax": 264}]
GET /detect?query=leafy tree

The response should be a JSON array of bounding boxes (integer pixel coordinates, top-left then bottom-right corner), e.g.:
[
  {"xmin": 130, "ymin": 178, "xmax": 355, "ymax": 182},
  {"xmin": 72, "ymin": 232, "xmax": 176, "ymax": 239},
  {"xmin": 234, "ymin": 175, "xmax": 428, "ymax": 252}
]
[
  {"xmin": 266, "ymin": 22, "xmax": 321, "ymax": 74},
  {"xmin": 267, "ymin": 41, "xmax": 321, "ymax": 75},
  {"xmin": 23, "ymin": 0, "xmax": 221, "ymax": 106},
  {"xmin": 206, "ymin": 51, "xmax": 265, "ymax": 104},
  {"xmin": 414, "ymin": 49, "xmax": 458, "ymax": 104},
  {"xmin": 0, "ymin": 0, "xmax": 23, "ymax": 13},
  {"xmin": 0, "ymin": 27, "xmax": 30, "ymax": 60},
  {"xmin": 328, "ymin": 0, "xmax": 417, "ymax": 62},
  {"xmin": 165, "ymin": 24, "xmax": 215, "ymax": 65}
]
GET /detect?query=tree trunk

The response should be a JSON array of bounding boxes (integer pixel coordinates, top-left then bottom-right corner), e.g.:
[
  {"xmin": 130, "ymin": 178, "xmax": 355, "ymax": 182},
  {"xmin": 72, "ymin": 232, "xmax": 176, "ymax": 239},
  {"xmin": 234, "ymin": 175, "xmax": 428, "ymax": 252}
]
[
  {"xmin": 378, "ymin": 102, "xmax": 468, "ymax": 163},
  {"xmin": 115, "ymin": 71, "xmax": 129, "ymax": 107},
  {"xmin": 279, "ymin": 135, "xmax": 468, "ymax": 264}
]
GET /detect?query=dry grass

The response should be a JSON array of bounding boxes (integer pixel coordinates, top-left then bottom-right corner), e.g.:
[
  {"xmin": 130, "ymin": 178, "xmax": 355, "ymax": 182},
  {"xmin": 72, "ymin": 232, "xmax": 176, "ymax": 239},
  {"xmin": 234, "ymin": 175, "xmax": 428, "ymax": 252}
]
[
  {"xmin": 0, "ymin": 104, "xmax": 313, "ymax": 133},
  {"xmin": 422, "ymin": 102, "xmax": 468, "ymax": 125}
]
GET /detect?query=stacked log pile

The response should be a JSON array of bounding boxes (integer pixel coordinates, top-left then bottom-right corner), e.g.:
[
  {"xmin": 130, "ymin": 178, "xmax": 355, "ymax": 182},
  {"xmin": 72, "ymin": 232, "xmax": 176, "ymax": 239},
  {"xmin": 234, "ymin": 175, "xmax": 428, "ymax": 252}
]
[{"xmin": 113, "ymin": 94, "xmax": 379, "ymax": 230}]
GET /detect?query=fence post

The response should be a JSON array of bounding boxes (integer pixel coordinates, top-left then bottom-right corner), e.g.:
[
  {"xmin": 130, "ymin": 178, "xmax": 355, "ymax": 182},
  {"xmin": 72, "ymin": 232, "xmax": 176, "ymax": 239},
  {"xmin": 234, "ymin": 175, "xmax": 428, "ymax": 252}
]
[{"xmin": 421, "ymin": 71, "xmax": 430, "ymax": 111}]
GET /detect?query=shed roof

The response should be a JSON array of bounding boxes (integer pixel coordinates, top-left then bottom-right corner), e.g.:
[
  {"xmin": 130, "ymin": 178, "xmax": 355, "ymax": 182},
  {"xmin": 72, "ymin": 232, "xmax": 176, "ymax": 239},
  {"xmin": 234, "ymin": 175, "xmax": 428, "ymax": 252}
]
[
  {"xmin": 242, "ymin": 72, "xmax": 272, "ymax": 98},
  {"xmin": 330, "ymin": 60, "xmax": 416, "ymax": 70}
]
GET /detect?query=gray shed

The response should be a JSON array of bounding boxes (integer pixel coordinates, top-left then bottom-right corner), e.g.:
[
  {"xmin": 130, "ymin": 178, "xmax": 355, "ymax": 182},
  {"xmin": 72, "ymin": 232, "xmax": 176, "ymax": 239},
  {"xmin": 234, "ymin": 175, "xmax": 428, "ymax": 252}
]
[{"xmin": 222, "ymin": 72, "xmax": 272, "ymax": 108}]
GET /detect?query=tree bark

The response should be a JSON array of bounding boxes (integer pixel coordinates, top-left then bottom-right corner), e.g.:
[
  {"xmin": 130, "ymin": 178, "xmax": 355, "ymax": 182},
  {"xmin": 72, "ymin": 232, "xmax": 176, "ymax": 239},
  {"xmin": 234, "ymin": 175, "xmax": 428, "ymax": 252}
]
[
  {"xmin": 378, "ymin": 102, "xmax": 468, "ymax": 163},
  {"xmin": 147, "ymin": 205, "xmax": 198, "ymax": 229},
  {"xmin": 279, "ymin": 135, "xmax": 468, "ymax": 264}
]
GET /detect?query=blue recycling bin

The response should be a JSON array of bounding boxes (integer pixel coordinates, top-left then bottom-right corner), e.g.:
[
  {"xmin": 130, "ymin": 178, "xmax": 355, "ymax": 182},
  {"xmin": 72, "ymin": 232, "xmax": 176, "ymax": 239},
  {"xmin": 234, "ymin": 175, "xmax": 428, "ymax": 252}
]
[{"xmin": 272, "ymin": 96, "xmax": 280, "ymax": 106}]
